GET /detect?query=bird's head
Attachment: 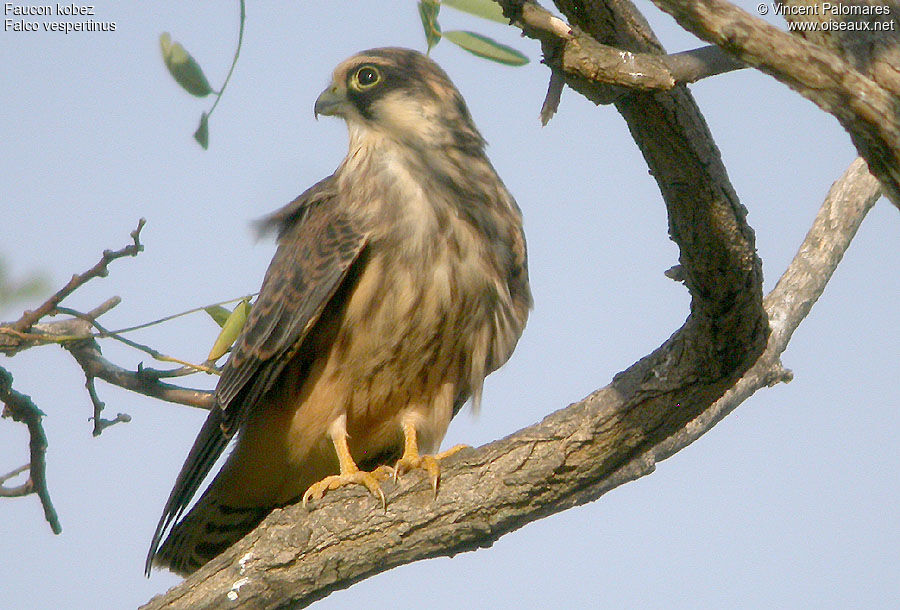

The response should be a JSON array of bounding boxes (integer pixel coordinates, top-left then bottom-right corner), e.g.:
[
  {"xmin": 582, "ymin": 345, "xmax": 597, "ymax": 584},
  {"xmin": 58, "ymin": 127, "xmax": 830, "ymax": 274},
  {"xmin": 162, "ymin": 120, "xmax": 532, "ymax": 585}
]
[{"xmin": 315, "ymin": 47, "xmax": 484, "ymax": 153}]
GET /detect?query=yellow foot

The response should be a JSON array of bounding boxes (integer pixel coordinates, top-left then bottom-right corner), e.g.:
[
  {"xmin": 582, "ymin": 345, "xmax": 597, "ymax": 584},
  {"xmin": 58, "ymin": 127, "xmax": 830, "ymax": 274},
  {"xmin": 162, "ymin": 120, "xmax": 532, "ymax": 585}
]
[
  {"xmin": 302, "ymin": 466, "xmax": 392, "ymax": 510},
  {"xmin": 393, "ymin": 444, "xmax": 469, "ymax": 497}
]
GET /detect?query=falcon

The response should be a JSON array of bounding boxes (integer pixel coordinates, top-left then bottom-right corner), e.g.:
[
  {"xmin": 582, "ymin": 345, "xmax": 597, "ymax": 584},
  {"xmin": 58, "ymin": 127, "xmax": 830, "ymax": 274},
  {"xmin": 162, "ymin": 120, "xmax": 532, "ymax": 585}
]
[{"xmin": 146, "ymin": 47, "xmax": 531, "ymax": 576}]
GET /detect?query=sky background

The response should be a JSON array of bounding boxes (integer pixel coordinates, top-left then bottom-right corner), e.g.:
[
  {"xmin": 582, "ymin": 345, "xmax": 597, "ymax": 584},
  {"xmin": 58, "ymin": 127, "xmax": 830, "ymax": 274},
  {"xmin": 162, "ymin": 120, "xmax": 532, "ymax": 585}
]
[{"xmin": 2, "ymin": 2, "xmax": 898, "ymax": 609}]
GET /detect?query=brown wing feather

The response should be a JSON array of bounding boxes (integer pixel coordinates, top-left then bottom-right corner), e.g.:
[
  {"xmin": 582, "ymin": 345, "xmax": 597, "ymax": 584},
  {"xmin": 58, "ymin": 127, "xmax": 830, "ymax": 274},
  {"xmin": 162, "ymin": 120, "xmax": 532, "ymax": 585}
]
[{"xmin": 146, "ymin": 176, "xmax": 368, "ymax": 574}]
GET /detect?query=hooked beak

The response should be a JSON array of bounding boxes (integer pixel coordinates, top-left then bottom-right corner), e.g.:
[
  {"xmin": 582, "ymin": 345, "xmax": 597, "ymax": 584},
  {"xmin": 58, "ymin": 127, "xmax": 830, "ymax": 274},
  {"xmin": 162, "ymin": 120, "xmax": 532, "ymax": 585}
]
[{"xmin": 314, "ymin": 85, "xmax": 348, "ymax": 119}]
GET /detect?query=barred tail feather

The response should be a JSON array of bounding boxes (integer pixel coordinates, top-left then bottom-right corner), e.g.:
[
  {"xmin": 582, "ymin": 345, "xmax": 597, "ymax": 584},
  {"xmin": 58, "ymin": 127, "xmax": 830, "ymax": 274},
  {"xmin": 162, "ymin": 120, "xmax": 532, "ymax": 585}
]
[{"xmin": 154, "ymin": 496, "xmax": 270, "ymax": 576}]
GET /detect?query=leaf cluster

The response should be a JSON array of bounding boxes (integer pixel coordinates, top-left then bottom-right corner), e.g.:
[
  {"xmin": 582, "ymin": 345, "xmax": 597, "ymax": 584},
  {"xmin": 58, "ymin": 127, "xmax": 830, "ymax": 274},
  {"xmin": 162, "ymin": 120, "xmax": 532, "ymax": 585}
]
[{"xmin": 418, "ymin": 0, "xmax": 528, "ymax": 65}]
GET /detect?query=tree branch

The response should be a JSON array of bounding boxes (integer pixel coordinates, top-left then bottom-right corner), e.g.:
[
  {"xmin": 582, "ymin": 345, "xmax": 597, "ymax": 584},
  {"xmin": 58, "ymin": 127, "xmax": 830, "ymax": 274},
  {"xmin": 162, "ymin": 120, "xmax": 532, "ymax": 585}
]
[
  {"xmin": 0, "ymin": 464, "xmax": 32, "ymax": 497},
  {"xmin": 56, "ymin": 319, "xmax": 215, "ymax": 410},
  {"xmin": 0, "ymin": 221, "xmax": 216, "ymax": 411},
  {"xmin": 500, "ymin": 0, "xmax": 745, "ymax": 109},
  {"xmin": 649, "ymin": 0, "xmax": 900, "ymax": 207},
  {"xmin": 0, "ymin": 224, "xmax": 214, "ymax": 532},
  {"xmin": 9, "ymin": 218, "xmax": 145, "ymax": 334},
  {"xmin": 0, "ymin": 365, "xmax": 61, "ymax": 534},
  {"xmin": 654, "ymin": 157, "xmax": 882, "ymax": 460},
  {"xmin": 1, "ymin": 313, "xmax": 215, "ymax": 411}
]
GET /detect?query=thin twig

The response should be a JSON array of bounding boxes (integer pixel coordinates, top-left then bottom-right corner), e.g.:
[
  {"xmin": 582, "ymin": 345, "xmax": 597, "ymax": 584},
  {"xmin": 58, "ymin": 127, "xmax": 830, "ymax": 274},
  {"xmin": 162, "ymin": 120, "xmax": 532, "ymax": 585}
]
[
  {"xmin": 84, "ymin": 374, "xmax": 132, "ymax": 437},
  {"xmin": 205, "ymin": 0, "xmax": 245, "ymax": 120},
  {"xmin": 540, "ymin": 69, "xmax": 565, "ymax": 125},
  {"xmin": 0, "ymin": 464, "xmax": 32, "ymax": 497},
  {"xmin": 137, "ymin": 363, "xmax": 213, "ymax": 381},
  {"xmin": 85, "ymin": 297, "xmax": 121, "ymax": 320},
  {"xmin": 0, "ymin": 293, "xmax": 258, "ymax": 357},
  {"xmin": 57, "ymin": 308, "xmax": 219, "ymax": 376},
  {"xmin": 86, "ymin": 374, "xmax": 106, "ymax": 436},
  {"xmin": 101, "ymin": 293, "xmax": 257, "ymax": 337},
  {"xmin": 62, "ymin": 332, "xmax": 215, "ymax": 410},
  {"xmin": 11, "ymin": 219, "xmax": 145, "ymax": 333}
]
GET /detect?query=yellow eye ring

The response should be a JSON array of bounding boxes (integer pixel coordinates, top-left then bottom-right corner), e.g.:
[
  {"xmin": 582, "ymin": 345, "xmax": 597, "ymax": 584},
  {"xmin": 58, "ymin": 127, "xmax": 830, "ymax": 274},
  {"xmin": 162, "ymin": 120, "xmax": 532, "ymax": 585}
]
[{"xmin": 353, "ymin": 66, "xmax": 381, "ymax": 90}]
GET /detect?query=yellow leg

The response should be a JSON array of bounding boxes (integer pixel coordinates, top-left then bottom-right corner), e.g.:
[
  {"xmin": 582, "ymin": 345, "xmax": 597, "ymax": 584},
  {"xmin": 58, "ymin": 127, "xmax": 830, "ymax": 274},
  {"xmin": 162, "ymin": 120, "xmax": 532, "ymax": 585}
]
[
  {"xmin": 302, "ymin": 416, "xmax": 390, "ymax": 509},
  {"xmin": 393, "ymin": 421, "xmax": 468, "ymax": 497}
]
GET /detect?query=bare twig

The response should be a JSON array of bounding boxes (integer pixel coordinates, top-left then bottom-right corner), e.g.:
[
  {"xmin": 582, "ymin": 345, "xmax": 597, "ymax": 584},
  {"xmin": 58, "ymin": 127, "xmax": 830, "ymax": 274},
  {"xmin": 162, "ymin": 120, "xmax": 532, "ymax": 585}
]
[
  {"xmin": 57, "ymin": 320, "xmax": 215, "ymax": 410},
  {"xmin": 0, "ymin": 464, "xmax": 32, "ymax": 497},
  {"xmin": 666, "ymin": 44, "xmax": 747, "ymax": 83},
  {"xmin": 85, "ymin": 374, "xmax": 133, "ymax": 437},
  {"xmin": 0, "ymin": 221, "xmax": 218, "ymax": 533},
  {"xmin": 86, "ymin": 297, "xmax": 121, "ymax": 319},
  {"xmin": 0, "ymin": 220, "xmax": 219, "ymax": 412},
  {"xmin": 1, "ymin": 315, "xmax": 215, "ymax": 410},
  {"xmin": 57, "ymin": 308, "xmax": 219, "ymax": 376},
  {"xmin": 540, "ymin": 68, "xmax": 565, "ymax": 125},
  {"xmin": 1, "ymin": 291, "xmax": 257, "ymax": 360},
  {"xmin": 11, "ymin": 219, "xmax": 145, "ymax": 334},
  {"xmin": 101, "ymin": 293, "xmax": 257, "ymax": 338},
  {"xmin": 0, "ymin": 365, "xmax": 61, "ymax": 534},
  {"xmin": 138, "ymin": 364, "xmax": 211, "ymax": 381}
]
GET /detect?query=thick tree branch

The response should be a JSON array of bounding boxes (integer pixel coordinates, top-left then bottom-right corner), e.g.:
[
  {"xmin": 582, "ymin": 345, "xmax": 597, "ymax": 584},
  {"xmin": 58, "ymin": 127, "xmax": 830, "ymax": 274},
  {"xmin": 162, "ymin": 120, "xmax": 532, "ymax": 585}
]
[
  {"xmin": 650, "ymin": 0, "xmax": 900, "ymax": 207},
  {"xmin": 655, "ymin": 157, "xmax": 882, "ymax": 459},
  {"xmin": 779, "ymin": 0, "xmax": 900, "ymax": 90},
  {"xmin": 500, "ymin": 0, "xmax": 744, "ymax": 106}
]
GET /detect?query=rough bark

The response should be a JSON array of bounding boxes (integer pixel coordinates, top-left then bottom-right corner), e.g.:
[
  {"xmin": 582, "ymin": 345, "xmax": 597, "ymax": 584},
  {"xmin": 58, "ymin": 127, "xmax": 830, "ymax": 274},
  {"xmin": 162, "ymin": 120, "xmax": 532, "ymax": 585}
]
[
  {"xmin": 651, "ymin": 0, "xmax": 900, "ymax": 208},
  {"xmin": 505, "ymin": 2, "xmax": 745, "ymax": 94},
  {"xmin": 782, "ymin": 0, "xmax": 900, "ymax": 94},
  {"xmin": 654, "ymin": 157, "xmax": 881, "ymax": 459}
]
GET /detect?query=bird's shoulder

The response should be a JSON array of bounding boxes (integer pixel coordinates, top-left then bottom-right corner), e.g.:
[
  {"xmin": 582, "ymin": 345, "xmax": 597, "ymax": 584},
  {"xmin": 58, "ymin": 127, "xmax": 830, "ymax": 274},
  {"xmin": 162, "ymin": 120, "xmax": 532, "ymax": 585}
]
[{"xmin": 254, "ymin": 174, "xmax": 339, "ymax": 239}]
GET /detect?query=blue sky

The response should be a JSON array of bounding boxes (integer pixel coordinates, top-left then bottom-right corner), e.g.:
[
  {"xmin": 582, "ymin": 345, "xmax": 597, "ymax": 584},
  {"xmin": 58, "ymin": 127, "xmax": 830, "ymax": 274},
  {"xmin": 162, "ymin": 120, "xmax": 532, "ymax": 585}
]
[{"xmin": 2, "ymin": 2, "xmax": 898, "ymax": 608}]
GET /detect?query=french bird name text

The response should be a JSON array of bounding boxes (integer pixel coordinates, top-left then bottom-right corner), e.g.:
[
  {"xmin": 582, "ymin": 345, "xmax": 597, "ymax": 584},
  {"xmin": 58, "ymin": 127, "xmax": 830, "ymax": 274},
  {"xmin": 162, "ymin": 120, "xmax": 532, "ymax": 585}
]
[
  {"xmin": 4, "ymin": 2, "xmax": 115, "ymax": 32},
  {"xmin": 4, "ymin": 3, "xmax": 94, "ymax": 16}
]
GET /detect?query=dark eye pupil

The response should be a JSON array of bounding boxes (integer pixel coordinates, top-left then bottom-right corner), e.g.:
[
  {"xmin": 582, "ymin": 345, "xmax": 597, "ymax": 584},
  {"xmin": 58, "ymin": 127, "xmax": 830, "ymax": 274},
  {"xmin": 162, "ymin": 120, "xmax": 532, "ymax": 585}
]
[{"xmin": 358, "ymin": 68, "xmax": 377, "ymax": 85}]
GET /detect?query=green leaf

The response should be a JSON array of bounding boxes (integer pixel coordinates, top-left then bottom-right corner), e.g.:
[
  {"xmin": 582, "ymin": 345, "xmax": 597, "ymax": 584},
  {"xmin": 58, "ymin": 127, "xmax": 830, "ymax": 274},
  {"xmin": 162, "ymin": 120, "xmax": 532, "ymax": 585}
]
[
  {"xmin": 194, "ymin": 112, "xmax": 209, "ymax": 149},
  {"xmin": 206, "ymin": 299, "xmax": 250, "ymax": 362},
  {"xmin": 159, "ymin": 32, "xmax": 214, "ymax": 97},
  {"xmin": 442, "ymin": 0, "xmax": 508, "ymax": 24},
  {"xmin": 418, "ymin": 0, "xmax": 442, "ymax": 53},
  {"xmin": 203, "ymin": 304, "xmax": 231, "ymax": 327},
  {"xmin": 442, "ymin": 30, "xmax": 529, "ymax": 66}
]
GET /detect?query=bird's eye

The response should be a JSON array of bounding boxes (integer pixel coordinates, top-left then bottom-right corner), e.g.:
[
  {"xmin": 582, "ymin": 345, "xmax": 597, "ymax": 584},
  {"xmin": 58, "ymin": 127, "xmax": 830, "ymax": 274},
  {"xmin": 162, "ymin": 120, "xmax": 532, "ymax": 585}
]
[{"xmin": 353, "ymin": 66, "xmax": 381, "ymax": 89}]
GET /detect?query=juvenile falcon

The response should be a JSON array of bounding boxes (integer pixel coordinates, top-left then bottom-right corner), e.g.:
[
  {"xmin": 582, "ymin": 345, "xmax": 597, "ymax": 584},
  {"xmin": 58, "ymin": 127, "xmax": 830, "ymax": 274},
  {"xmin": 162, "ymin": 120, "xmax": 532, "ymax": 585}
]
[{"xmin": 146, "ymin": 47, "xmax": 531, "ymax": 576}]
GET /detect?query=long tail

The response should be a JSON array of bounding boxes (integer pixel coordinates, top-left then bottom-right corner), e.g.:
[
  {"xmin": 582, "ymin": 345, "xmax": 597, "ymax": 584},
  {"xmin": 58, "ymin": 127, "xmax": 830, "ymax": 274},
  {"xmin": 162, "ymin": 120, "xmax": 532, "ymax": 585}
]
[{"xmin": 152, "ymin": 492, "xmax": 270, "ymax": 576}]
